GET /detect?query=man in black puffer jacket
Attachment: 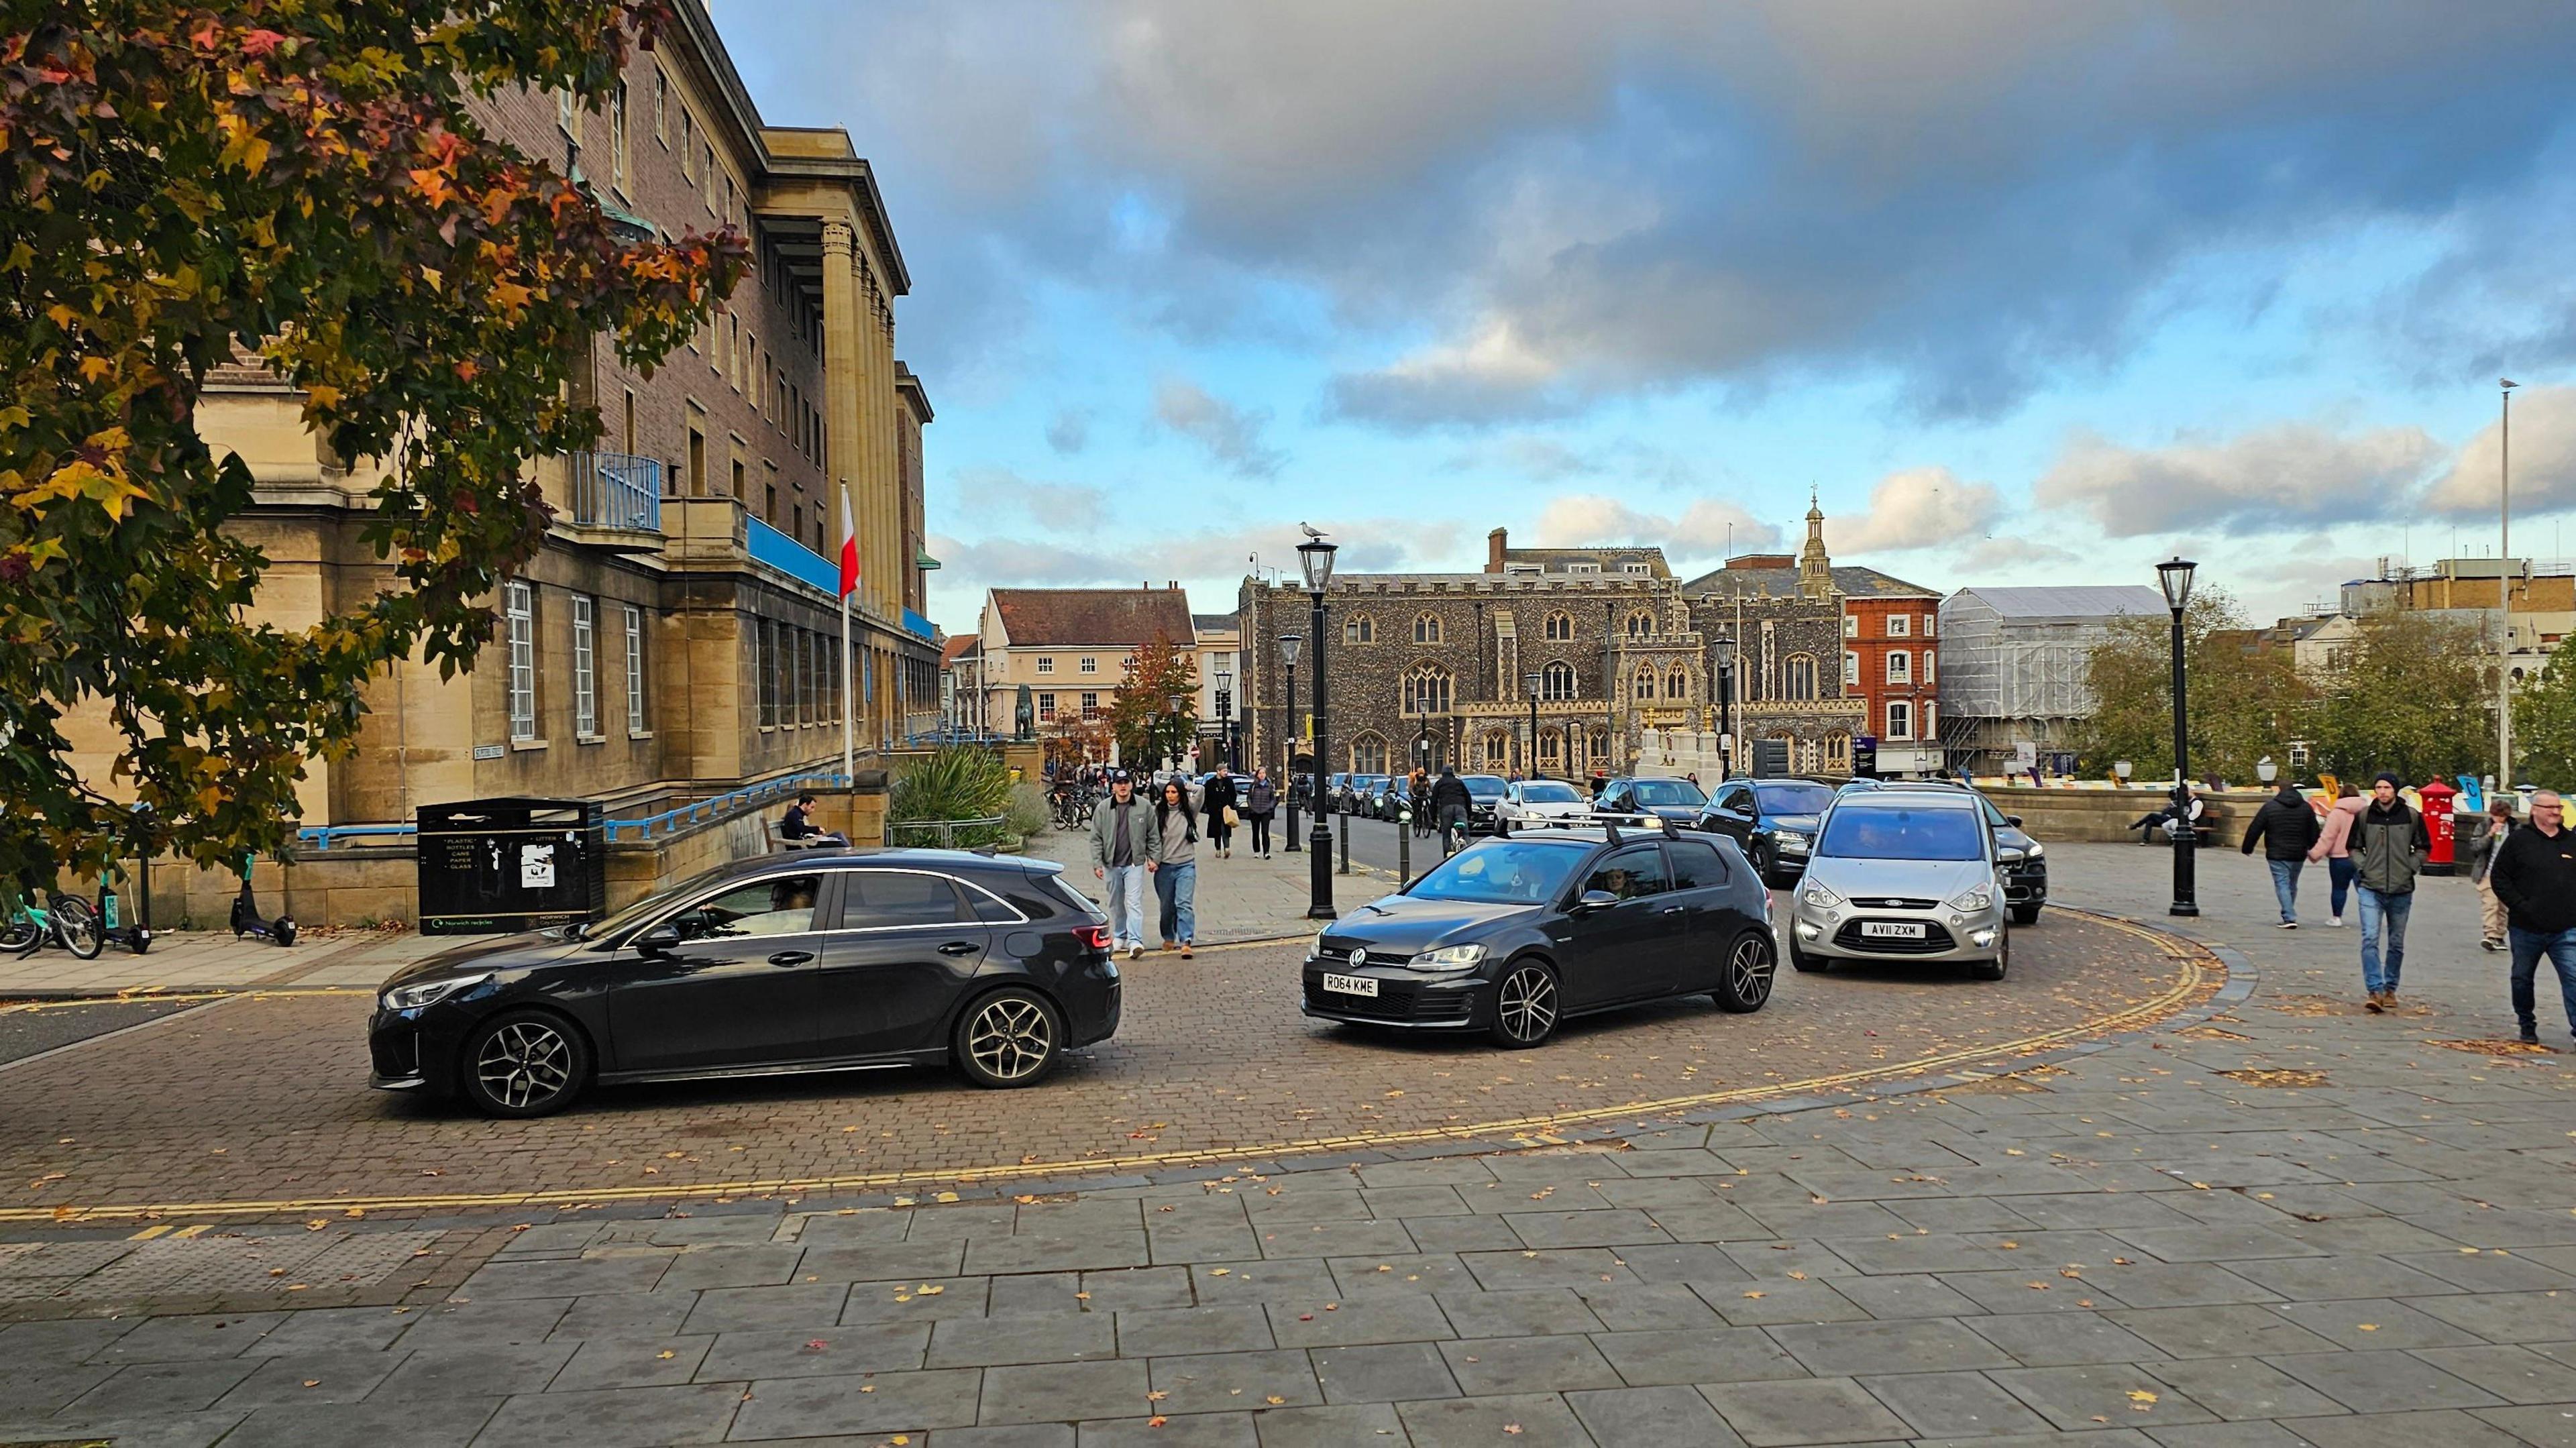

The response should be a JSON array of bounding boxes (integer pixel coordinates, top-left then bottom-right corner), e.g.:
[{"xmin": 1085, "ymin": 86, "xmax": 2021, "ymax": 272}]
[{"xmin": 2240, "ymin": 781, "xmax": 2322, "ymax": 928}]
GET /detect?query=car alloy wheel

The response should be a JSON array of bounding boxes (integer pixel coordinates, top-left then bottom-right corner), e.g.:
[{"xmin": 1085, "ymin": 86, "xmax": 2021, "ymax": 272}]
[
  {"xmin": 955, "ymin": 989, "xmax": 1063, "ymax": 1088},
  {"xmin": 464, "ymin": 1011, "xmax": 588, "ymax": 1117},
  {"xmin": 1489, "ymin": 961, "xmax": 1560, "ymax": 1048},
  {"xmin": 1715, "ymin": 931, "xmax": 1776, "ymax": 1013}
]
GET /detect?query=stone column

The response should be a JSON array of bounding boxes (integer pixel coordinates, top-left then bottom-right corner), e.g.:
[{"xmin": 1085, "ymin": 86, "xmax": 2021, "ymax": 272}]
[{"xmin": 820, "ymin": 220, "xmax": 869, "ymax": 747}]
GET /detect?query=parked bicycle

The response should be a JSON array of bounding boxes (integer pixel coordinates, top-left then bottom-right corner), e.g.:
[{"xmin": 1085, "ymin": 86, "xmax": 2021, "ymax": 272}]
[
  {"xmin": 1049, "ymin": 785, "xmax": 1097, "ymax": 830},
  {"xmin": 1, "ymin": 885, "xmax": 105, "ymax": 960}
]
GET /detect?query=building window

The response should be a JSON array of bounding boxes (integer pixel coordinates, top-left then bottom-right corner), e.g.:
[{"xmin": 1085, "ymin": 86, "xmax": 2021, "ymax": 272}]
[
  {"xmin": 681, "ymin": 109, "xmax": 695, "ymax": 177},
  {"xmin": 608, "ymin": 80, "xmax": 628, "ymax": 194},
  {"xmin": 1923, "ymin": 612, "xmax": 1937, "ymax": 638},
  {"xmin": 1413, "ymin": 613, "xmax": 1442, "ymax": 645},
  {"xmin": 1825, "ymin": 732, "xmax": 1851, "ymax": 771},
  {"xmin": 1403, "ymin": 665, "xmax": 1453, "ymax": 715},
  {"xmin": 572, "ymin": 596, "xmax": 597, "ymax": 737},
  {"xmin": 1081, "ymin": 692, "xmax": 1100, "ymax": 720},
  {"xmin": 1843, "ymin": 651, "xmax": 1858, "ymax": 686},
  {"xmin": 1344, "ymin": 614, "xmax": 1375, "ymax": 644},
  {"xmin": 1538, "ymin": 728, "xmax": 1564, "ymax": 766},
  {"xmin": 623, "ymin": 605, "xmax": 645, "ymax": 732},
  {"xmin": 1923, "ymin": 651, "xmax": 1936, "ymax": 684},
  {"xmin": 1544, "ymin": 611, "xmax": 1572, "ymax": 641},
  {"xmin": 1886, "ymin": 650, "xmax": 1911, "ymax": 685},
  {"xmin": 1036, "ymin": 656, "xmax": 1055, "ymax": 674},
  {"xmin": 1887, "ymin": 614, "xmax": 1910, "ymax": 638},
  {"xmin": 1843, "ymin": 614, "xmax": 1859, "ymax": 638},
  {"xmin": 653, "ymin": 69, "xmax": 667, "ymax": 144},
  {"xmin": 1668, "ymin": 664, "xmax": 1688, "ymax": 700},
  {"xmin": 1625, "ymin": 610, "xmax": 1654, "ymax": 638},
  {"xmin": 1886, "ymin": 700, "xmax": 1913, "ymax": 740},
  {"xmin": 504, "ymin": 581, "xmax": 537, "ymax": 740},
  {"xmin": 1921, "ymin": 701, "xmax": 1938, "ymax": 738},
  {"xmin": 1079, "ymin": 656, "xmax": 1097, "ymax": 673},
  {"xmin": 1038, "ymin": 692, "xmax": 1057, "ymax": 723},
  {"xmin": 1785, "ymin": 655, "xmax": 1816, "ymax": 700},
  {"xmin": 1542, "ymin": 661, "xmax": 1576, "ymax": 700},
  {"xmin": 1479, "ymin": 729, "xmax": 1512, "ymax": 770},
  {"xmin": 1633, "ymin": 664, "xmax": 1656, "ymax": 700},
  {"xmin": 1350, "ymin": 733, "xmax": 1389, "ymax": 774},
  {"xmin": 1623, "ymin": 562, "xmax": 1651, "ymax": 575}
]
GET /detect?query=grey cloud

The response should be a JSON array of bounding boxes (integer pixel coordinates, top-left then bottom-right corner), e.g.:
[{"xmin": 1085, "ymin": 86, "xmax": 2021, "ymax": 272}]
[
  {"xmin": 1153, "ymin": 379, "xmax": 1285, "ymax": 478},
  {"xmin": 1045, "ymin": 410, "xmax": 1090, "ymax": 455},
  {"xmin": 2034, "ymin": 422, "xmax": 2445, "ymax": 539},
  {"xmin": 1532, "ymin": 494, "xmax": 1781, "ymax": 566},
  {"xmin": 2426, "ymin": 385, "xmax": 2576, "ymax": 518},
  {"xmin": 927, "ymin": 516, "xmax": 1461, "ymax": 598},
  {"xmin": 951, "ymin": 465, "xmax": 1114, "ymax": 526}
]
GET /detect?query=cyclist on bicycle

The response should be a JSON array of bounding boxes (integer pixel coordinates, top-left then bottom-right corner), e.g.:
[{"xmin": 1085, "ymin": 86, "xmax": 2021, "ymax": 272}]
[{"xmin": 1427, "ymin": 765, "xmax": 1473, "ymax": 850}]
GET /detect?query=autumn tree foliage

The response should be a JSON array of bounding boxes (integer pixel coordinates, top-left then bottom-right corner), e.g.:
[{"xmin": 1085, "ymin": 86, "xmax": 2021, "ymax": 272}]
[
  {"xmin": 1107, "ymin": 632, "xmax": 1199, "ymax": 768},
  {"xmin": 0, "ymin": 3, "xmax": 745, "ymax": 887}
]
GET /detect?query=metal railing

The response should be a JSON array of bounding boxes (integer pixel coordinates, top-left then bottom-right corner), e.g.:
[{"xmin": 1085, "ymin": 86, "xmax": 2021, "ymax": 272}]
[
  {"xmin": 568, "ymin": 451, "xmax": 663, "ymax": 533},
  {"xmin": 297, "ymin": 771, "xmax": 849, "ymax": 850},
  {"xmin": 885, "ymin": 814, "xmax": 1009, "ymax": 849}
]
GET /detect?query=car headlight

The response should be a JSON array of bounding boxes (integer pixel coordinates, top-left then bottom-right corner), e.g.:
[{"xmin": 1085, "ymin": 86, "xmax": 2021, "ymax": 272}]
[
  {"xmin": 2024, "ymin": 842, "xmax": 2044, "ymax": 859},
  {"xmin": 1310, "ymin": 928, "xmax": 1330, "ymax": 960},
  {"xmin": 1948, "ymin": 885, "xmax": 1995, "ymax": 912},
  {"xmin": 1408, "ymin": 944, "xmax": 1488, "ymax": 971},
  {"xmin": 382, "ymin": 973, "xmax": 492, "ymax": 1011},
  {"xmin": 1800, "ymin": 880, "xmax": 1843, "ymax": 909},
  {"xmin": 1775, "ymin": 830, "xmax": 1811, "ymax": 852}
]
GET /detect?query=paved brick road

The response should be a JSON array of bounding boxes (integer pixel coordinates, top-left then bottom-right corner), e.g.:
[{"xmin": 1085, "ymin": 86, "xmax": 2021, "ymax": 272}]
[
  {"xmin": 10, "ymin": 846, "xmax": 2565, "ymax": 1445},
  {"xmin": 0, "ymin": 903, "xmax": 2197, "ymax": 1221}
]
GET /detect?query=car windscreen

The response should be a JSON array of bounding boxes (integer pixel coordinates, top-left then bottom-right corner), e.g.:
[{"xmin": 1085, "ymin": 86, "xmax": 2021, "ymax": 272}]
[
  {"xmin": 1406, "ymin": 840, "xmax": 1589, "ymax": 905},
  {"xmin": 1464, "ymin": 776, "xmax": 1507, "ymax": 798},
  {"xmin": 1817, "ymin": 805, "xmax": 1985, "ymax": 861},
  {"xmin": 1754, "ymin": 781, "xmax": 1837, "ymax": 815},
  {"xmin": 1629, "ymin": 779, "xmax": 1706, "ymax": 807},
  {"xmin": 1521, "ymin": 781, "xmax": 1582, "ymax": 803}
]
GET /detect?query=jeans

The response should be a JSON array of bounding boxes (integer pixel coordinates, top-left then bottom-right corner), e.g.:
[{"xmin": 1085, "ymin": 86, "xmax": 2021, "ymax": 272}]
[
  {"xmin": 2328, "ymin": 857, "xmax": 2357, "ymax": 918},
  {"xmin": 2266, "ymin": 858, "xmax": 2302, "ymax": 924},
  {"xmin": 1248, "ymin": 812, "xmax": 1272, "ymax": 854},
  {"xmin": 1155, "ymin": 860, "xmax": 1196, "ymax": 944},
  {"xmin": 2508, "ymin": 925, "xmax": 2576, "ymax": 1036},
  {"xmin": 2356, "ymin": 885, "xmax": 2412, "ymax": 995},
  {"xmin": 1102, "ymin": 865, "xmax": 1148, "ymax": 950},
  {"xmin": 1208, "ymin": 814, "xmax": 1233, "ymax": 850}
]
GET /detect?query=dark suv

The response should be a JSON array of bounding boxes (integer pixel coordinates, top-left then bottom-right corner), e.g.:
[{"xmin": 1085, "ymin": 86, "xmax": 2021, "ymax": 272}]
[
  {"xmin": 1303, "ymin": 824, "xmax": 1776, "ymax": 1047},
  {"xmin": 370, "ymin": 850, "xmax": 1120, "ymax": 1117},
  {"xmin": 1695, "ymin": 777, "xmax": 1839, "ymax": 888}
]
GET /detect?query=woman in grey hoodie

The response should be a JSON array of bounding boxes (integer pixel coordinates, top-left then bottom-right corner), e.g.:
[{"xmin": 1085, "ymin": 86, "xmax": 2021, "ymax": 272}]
[{"xmin": 1153, "ymin": 779, "xmax": 1199, "ymax": 956}]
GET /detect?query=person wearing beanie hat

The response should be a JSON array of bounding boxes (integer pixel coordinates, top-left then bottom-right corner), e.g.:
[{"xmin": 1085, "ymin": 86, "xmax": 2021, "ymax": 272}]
[{"xmin": 2351, "ymin": 773, "xmax": 2430, "ymax": 1013}]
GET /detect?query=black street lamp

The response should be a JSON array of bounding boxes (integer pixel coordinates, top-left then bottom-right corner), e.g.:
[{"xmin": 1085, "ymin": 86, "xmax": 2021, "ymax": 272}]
[
  {"xmin": 1524, "ymin": 669, "xmax": 1544, "ymax": 779},
  {"xmin": 1711, "ymin": 630, "xmax": 1737, "ymax": 781},
  {"xmin": 1216, "ymin": 667, "xmax": 1235, "ymax": 770},
  {"xmin": 1279, "ymin": 632, "xmax": 1302, "ymax": 853},
  {"xmin": 2157, "ymin": 556, "xmax": 2199, "ymax": 917},
  {"xmin": 1299, "ymin": 534, "xmax": 1340, "ymax": 919},
  {"xmin": 1166, "ymin": 691, "xmax": 1184, "ymax": 773}
]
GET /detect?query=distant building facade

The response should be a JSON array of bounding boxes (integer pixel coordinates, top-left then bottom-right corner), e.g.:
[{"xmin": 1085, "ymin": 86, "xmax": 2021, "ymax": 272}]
[
  {"xmin": 1937, "ymin": 585, "xmax": 2165, "ymax": 775},
  {"xmin": 975, "ymin": 586, "xmax": 1198, "ymax": 744}
]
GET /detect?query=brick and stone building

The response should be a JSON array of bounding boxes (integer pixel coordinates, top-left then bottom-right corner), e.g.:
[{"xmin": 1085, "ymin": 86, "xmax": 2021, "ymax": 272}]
[{"xmin": 1238, "ymin": 507, "xmax": 1943, "ymax": 783}]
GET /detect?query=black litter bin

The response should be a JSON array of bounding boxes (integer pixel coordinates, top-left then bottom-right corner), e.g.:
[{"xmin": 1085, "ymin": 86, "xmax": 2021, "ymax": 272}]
[{"xmin": 416, "ymin": 797, "xmax": 606, "ymax": 936}]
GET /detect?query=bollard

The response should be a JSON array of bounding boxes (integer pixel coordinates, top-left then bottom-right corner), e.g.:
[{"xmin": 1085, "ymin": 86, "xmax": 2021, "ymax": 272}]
[
  {"xmin": 1285, "ymin": 795, "xmax": 1300, "ymax": 852},
  {"xmin": 1338, "ymin": 809, "xmax": 1350, "ymax": 874},
  {"xmin": 1397, "ymin": 810, "xmax": 1411, "ymax": 883}
]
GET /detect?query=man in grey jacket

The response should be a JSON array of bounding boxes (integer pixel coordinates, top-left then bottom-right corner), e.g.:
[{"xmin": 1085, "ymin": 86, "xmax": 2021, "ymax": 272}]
[
  {"xmin": 1088, "ymin": 769, "xmax": 1160, "ymax": 959},
  {"xmin": 2353, "ymin": 772, "xmax": 2431, "ymax": 1013}
]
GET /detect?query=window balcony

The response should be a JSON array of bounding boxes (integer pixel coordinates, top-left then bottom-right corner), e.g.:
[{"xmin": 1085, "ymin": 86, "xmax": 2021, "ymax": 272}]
[{"xmin": 559, "ymin": 451, "xmax": 663, "ymax": 549}]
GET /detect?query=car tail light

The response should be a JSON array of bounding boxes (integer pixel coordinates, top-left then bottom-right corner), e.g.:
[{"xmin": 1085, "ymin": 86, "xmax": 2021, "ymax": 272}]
[{"xmin": 1075, "ymin": 923, "xmax": 1112, "ymax": 952}]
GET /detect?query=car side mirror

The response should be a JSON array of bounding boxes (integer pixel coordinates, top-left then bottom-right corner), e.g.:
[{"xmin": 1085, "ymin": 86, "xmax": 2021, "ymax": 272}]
[
  {"xmin": 635, "ymin": 923, "xmax": 683, "ymax": 953},
  {"xmin": 2005, "ymin": 815, "xmax": 2024, "ymax": 828},
  {"xmin": 1572, "ymin": 889, "xmax": 1618, "ymax": 914}
]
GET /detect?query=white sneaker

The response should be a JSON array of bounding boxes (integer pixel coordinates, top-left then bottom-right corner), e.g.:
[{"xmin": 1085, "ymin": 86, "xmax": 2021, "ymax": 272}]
[
  {"xmin": 2328, "ymin": 916, "xmax": 2344, "ymax": 927},
  {"xmin": 1126, "ymin": 943, "xmax": 1144, "ymax": 959}
]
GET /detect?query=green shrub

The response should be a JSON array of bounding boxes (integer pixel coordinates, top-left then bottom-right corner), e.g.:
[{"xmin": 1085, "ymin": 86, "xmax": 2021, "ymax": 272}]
[{"xmin": 888, "ymin": 746, "xmax": 1014, "ymax": 850}]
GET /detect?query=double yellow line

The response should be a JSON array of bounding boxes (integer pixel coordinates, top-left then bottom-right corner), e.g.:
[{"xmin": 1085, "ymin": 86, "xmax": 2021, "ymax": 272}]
[{"xmin": 1, "ymin": 915, "xmax": 2213, "ymax": 1225}]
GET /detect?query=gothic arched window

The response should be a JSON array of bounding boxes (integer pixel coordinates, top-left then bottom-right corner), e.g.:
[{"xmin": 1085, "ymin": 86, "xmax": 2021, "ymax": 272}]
[
  {"xmin": 1412, "ymin": 613, "xmax": 1442, "ymax": 645},
  {"xmin": 1544, "ymin": 611, "xmax": 1572, "ymax": 641},
  {"xmin": 1786, "ymin": 655, "xmax": 1817, "ymax": 700},
  {"xmin": 1403, "ymin": 665, "xmax": 1453, "ymax": 715},
  {"xmin": 1542, "ymin": 661, "xmax": 1576, "ymax": 700}
]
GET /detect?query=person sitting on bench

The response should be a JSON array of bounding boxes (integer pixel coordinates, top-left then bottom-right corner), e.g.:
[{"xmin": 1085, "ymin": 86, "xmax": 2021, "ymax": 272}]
[{"xmin": 780, "ymin": 792, "xmax": 847, "ymax": 848}]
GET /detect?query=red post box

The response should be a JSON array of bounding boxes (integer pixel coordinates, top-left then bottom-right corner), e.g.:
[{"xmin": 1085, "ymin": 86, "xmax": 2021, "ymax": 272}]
[{"xmin": 2418, "ymin": 776, "xmax": 2459, "ymax": 875}]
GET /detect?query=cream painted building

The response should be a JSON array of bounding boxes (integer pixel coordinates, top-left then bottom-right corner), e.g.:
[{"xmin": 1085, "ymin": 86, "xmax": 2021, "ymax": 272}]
[{"xmin": 67, "ymin": 3, "xmax": 943, "ymax": 916}]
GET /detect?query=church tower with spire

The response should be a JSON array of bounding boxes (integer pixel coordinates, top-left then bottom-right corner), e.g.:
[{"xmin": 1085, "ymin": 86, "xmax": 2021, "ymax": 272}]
[{"xmin": 1796, "ymin": 486, "xmax": 1834, "ymax": 600}]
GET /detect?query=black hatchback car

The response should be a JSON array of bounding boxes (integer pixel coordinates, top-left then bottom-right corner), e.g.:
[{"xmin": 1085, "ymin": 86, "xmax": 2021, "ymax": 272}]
[
  {"xmin": 370, "ymin": 850, "xmax": 1120, "ymax": 1117},
  {"xmin": 1697, "ymin": 777, "xmax": 1839, "ymax": 888},
  {"xmin": 1303, "ymin": 826, "xmax": 1776, "ymax": 1048},
  {"xmin": 1592, "ymin": 776, "xmax": 1711, "ymax": 825}
]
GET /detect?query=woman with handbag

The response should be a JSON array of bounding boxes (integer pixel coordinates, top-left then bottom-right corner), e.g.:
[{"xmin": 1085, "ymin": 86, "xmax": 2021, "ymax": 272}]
[
  {"xmin": 1244, "ymin": 767, "xmax": 1278, "ymax": 858},
  {"xmin": 1202, "ymin": 763, "xmax": 1241, "ymax": 859}
]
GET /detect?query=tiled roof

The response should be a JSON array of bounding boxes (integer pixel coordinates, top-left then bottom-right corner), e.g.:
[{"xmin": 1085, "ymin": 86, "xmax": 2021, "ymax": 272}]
[
  {"xmin": 1681, "ymin": 563, "xmax": 1940, "ymax": 600},
  {"xmin": 989, "ymin": 588, "xmax": 1196, "ymax": 649},
  {"xmin": 940, "ymin": 635, "xmax": 981, "ymax": 666},
  {"xmin": 1191, "ymin": 612, "xmax": 1240, "ymax": 632}
]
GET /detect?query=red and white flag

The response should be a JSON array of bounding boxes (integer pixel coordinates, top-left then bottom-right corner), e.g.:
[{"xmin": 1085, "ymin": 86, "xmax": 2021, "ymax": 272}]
[{"xmin": 837, "ymin": 488, "xmax": 860, "ymax": 598}]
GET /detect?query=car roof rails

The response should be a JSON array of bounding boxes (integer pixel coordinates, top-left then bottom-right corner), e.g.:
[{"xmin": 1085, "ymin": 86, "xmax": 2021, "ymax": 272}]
[
  {"xmin": 1659, "ymin": 816, "xmax": 1680, "ymax": 840},
  {"xmin": 1602, "ymin": 820, "xmax": 1621, "ymax": 846}
]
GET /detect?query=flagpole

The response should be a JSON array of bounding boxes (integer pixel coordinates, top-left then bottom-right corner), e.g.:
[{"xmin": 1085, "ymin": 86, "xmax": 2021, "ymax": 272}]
[{"xmin": 841, "ymin": 590, "xmax": 854, "ymax": 788}]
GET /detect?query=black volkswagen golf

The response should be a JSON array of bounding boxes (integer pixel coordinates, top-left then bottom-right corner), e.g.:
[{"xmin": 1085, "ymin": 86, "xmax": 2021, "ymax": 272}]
[
  {"xmin": 1302, "ymin": 825, "xmax": 1776, "ymax": 1048},
  {"xmin": 370, "ymin": 850, "xmax": 1120, "ymax": 1117}
]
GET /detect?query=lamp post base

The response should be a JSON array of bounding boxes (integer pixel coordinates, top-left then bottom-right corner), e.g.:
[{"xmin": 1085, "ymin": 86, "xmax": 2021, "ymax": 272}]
[{"xmin": 2169, "ymin": 836, "xmax": 2199, "ymax": 917}]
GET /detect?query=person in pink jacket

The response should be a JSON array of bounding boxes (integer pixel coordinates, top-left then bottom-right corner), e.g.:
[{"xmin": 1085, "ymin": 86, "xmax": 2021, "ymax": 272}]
[{"xmin": 2307, "ymin": 785, "xmax": 2365, "ymax": 926}]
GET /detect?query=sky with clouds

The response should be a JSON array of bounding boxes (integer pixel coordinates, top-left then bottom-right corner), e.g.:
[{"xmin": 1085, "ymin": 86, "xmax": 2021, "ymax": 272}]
[{"xmin": 710, "ymin": 0, "xmax": 2576, "ymax": 631}]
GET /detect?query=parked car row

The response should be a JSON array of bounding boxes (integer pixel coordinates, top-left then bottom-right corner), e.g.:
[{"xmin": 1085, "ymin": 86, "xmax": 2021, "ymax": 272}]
[{"xmin": 372, "ymin": 775, "xmax": 2042, "ymax": 1117}]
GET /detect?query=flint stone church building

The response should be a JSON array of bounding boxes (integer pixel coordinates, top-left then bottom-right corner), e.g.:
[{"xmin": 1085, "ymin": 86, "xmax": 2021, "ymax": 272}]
[{"xmin": 1236, "ymin": 502, "xmax": 1935, "ymax": 781}]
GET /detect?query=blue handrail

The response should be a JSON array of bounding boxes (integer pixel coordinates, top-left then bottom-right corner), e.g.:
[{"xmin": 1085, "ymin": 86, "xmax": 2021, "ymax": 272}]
[
  {"xmin": 568, "ymin": 451, "xmax": 663, "ymax": 533},
  {"xmin": 296, "ymin": 771, "xmax": 851, "ymax": 850}
]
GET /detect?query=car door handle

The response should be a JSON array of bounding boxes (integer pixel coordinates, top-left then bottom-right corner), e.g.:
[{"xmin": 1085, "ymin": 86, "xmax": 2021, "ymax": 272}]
[
  {"xmin": 1656, "ymin": 905, "xmax": 1686, "ymax": 915},
  {"xmin": 767, "ymin": 950, "xmax": 814, "ymax": 966},
  {"xmin": 937, "ymin": 941, "xmax": 980, "ymax": 956}
]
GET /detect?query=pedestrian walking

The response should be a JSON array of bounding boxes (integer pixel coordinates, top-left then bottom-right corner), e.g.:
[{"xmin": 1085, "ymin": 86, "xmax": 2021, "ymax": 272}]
[
  {"xmin": 2347, "ymin": 773, "xmax": 2429, "ymax": 1013},
  {"xmin": 2487, "ymin": 789, "xmax": 2576, "ymax": 1046},
  {"xmin": 1152, "ymin": 778, "xmax": 1199, "ymax": 956},
  {"xmin": 1427, "ymin": 764, "xmax": 1472, "ymax": 849},
  {"xmin": 1244, "ymin": 767, "xmax": 1277, "ymax": 858},
  {"xmin": 1087, "ymin": 769, "xmax": 1159, "ymax": 959},
  {"xmin": 1202, "ymin": 763, "xmax": 1240, "ymax": 859},
  {"xmin": 2465, "ymin": 796, "xmax": 2517, "ymax": 952},
  {"xmin": 2307, "ymin": 783, "xmax": 2365, "ymax": 925},
  {"xmin": 2239, "ymin": 777, "xmax": 2321, "ymax": 928}
]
